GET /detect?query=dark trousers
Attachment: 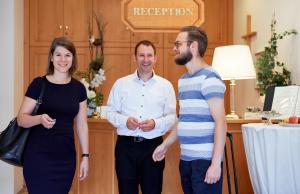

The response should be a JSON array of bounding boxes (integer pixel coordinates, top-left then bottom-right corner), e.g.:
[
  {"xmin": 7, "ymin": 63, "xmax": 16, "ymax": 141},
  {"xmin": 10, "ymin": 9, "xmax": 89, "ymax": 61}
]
[
  {"xmin": 179, "ymin": 159, "xmax": 223, "ymax": 194},
  {"xmin": 115, "ymin": 136, "xmax": 165, "ymax": 194}
]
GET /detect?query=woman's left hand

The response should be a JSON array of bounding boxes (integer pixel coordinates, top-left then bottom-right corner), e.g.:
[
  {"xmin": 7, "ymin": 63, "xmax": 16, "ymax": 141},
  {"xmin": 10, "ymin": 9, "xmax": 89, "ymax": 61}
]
[{"xmin": 79, "ymin": 158, "xmax": 89, "ymax": 181}]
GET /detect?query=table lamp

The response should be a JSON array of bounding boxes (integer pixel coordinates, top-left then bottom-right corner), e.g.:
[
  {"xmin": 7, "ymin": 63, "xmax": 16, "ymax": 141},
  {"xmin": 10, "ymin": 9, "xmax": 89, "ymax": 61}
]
[{"xmin": 212, "ymin": 45, "xmax": 256, "ymax": 119}]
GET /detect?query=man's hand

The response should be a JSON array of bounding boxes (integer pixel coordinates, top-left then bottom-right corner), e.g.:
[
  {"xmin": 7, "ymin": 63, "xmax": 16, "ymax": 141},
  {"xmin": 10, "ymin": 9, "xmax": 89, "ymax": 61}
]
[
  {"xmin": 152, "ymin": 143, "xmax": 167, "ymax": 162},
  {"xmin": 204, "ymin": 163, "xmax": 222, "ymax": 184},
  {"xmin": 139, "ymin": 119, "xmax": 155, "ymax": 132},
  {"xmin": 126, "ymin": 117, "xmax": 140, "ymax": 130}
]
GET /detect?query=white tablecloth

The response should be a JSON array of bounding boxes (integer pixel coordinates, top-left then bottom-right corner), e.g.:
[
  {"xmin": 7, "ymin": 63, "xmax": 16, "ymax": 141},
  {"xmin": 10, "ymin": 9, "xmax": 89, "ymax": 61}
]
[{"xmin": 242, "ymin": 123, "xmax": 300, "ymax": 194}]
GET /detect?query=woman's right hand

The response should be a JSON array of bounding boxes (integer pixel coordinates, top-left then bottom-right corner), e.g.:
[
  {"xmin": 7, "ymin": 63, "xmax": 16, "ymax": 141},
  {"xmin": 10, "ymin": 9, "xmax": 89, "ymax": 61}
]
[
  {"xmin": 79, "ymin": 158, "xmax": 89, "ymax": 181},
  {"xmin": 40, "ymin": 114, "xmax": 56, "ymax": 129}
]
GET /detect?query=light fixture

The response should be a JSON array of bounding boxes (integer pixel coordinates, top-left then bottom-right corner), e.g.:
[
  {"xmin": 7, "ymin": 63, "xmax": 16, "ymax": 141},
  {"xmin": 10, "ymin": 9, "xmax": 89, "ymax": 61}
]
[{"xmin": 212, "ymin": 45, "xmax": 256, "ymax": 119}]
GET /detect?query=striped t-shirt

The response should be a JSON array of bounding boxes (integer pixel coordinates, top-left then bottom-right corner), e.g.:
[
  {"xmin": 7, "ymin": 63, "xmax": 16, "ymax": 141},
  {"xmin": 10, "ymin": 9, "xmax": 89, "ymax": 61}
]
[{"xmin": 177, "ymin": 66, "xmax": 226, "ymax": 161}]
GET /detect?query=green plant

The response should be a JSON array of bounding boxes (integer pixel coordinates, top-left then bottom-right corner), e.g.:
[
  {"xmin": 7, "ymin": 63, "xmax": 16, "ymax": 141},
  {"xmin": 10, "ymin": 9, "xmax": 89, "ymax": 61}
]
[
  {"xmin": 256, "ymin": 16, "xmax": 297, "ymax": 95},
  {"xmin": 74, "ymin": 11, "xmax": 106, "ymax": 108}
]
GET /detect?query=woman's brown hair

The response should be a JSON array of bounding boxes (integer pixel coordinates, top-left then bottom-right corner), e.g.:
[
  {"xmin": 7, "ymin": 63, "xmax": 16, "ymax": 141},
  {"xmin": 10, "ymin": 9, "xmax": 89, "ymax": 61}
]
[{"xmin": 46, "ymin": 37, "xmax": 78, "ymax": 75}]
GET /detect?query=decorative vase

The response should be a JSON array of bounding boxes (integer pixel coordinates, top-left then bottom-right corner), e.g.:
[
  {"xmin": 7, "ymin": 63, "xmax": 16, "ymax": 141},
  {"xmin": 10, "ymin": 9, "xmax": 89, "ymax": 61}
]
[{"xmin": 87, "ymin": 101, "xmax": 97, "ymax": 117}]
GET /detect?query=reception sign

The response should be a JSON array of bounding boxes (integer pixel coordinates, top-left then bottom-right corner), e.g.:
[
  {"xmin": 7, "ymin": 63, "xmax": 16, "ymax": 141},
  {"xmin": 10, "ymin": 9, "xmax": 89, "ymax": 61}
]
[{"xmin": 121, "ymin": 0, "xmax": 205, "ymax": 32}]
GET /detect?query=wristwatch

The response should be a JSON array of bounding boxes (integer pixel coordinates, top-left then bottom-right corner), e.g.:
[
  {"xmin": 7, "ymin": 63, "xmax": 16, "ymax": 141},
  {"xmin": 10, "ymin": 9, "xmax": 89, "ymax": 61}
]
[{"xmin": 81, "ymin": 153, "xmax": 90, "ymax": 158}]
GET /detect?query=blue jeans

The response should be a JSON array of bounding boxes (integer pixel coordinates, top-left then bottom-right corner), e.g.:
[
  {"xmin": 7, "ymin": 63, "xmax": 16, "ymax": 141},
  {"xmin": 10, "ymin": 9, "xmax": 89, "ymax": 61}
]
[{"xmin": 179, "ymin": 159, "xmax": 223, "ymax": 194}]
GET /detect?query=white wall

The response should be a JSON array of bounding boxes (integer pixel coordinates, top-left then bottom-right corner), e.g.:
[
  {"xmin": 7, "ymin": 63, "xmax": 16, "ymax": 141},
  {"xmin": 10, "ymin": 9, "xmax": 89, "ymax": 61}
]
[
  {"xmin": 0, "ymin": 0, "xmax": 16, "ymax": 193},
  {"xmin": 233, "ymin": 0, "xmax": 300, "ymax": 116},
  {"xmin": 0, "ymin": 0, "xmax": 24, "ymax": 193}
]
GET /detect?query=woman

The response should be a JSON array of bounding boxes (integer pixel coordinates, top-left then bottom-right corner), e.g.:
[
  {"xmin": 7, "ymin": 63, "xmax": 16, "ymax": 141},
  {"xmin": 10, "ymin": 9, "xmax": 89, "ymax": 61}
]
[{"xmin": 17, "ymin": 37, "xmax": 89, "ymax": 194}]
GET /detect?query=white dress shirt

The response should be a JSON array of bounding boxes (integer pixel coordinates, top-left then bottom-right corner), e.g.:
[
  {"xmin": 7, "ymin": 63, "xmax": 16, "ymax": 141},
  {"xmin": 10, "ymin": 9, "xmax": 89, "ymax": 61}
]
[{"xmin": 107, "ymin": 71, "xmax": 177, "ymax": 139}]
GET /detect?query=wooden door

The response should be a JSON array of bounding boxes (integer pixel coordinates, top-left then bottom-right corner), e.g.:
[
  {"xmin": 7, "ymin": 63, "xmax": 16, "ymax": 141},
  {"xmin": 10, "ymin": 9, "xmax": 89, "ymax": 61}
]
[
  {"xmin": 64, "ymin": 0, "xmax": 92, "ymax": 46},
  {"xmin": 30, "ymin": 0, "xmax": 90, "ymax": 47},
  {"xmin": 29, "ymin": 0, "xmax": 63, "ymax": 46}
]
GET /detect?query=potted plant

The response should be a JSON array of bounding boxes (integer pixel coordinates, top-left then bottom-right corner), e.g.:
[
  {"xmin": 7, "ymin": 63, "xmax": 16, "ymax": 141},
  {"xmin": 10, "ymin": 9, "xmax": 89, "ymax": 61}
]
[{"xmin": 256, "ymin": 16, "xmax": 297, "ymax": 95}]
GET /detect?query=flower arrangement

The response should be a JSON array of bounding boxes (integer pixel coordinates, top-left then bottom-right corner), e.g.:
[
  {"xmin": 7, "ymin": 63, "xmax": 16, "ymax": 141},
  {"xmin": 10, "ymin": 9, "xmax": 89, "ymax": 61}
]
[
  {"xmin": 256, "ymin": 16, "xmax": 297, "ymax": 95},
  {"xmin": 75, "ymin": 12, "xmax": 107, "ymax": 112}
]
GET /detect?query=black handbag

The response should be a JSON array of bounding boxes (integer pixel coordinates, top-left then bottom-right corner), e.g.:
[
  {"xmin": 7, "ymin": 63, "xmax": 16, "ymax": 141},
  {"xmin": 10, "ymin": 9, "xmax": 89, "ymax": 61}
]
[{"xmin": 0, "ymin": 78, "xmax": 46, "ymax": 166}]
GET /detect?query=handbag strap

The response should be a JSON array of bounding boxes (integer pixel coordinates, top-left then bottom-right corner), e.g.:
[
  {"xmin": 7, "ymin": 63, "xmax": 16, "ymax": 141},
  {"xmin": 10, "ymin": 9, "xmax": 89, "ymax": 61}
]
[{"xmin": 31, "ymin": 77, "xmax": 46, "ymax": 116}]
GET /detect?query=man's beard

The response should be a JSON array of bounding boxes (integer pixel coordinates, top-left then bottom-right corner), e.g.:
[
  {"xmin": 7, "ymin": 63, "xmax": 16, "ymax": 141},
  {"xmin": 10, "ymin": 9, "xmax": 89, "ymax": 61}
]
[{"xmin": 174, "ymin": 50, "xmax": 193, "ymax": 65}]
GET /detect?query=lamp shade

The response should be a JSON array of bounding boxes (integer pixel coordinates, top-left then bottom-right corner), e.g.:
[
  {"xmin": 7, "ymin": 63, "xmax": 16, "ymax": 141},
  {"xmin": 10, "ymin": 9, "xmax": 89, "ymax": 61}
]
[{"xmin": 212, "ymin": 45, "xmax": 256, "ymax": 80}]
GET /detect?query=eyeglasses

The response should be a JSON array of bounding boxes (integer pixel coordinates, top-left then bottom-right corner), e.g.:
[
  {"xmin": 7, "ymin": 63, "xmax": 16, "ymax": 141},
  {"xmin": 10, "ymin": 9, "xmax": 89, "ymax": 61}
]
[{"xmin": 174, "ymin": 40, "xmax": 193, "ymax": 49}]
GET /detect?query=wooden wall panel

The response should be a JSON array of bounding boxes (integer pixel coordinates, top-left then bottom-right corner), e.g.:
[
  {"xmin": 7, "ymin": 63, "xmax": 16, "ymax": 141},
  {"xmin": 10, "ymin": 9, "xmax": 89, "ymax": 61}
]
[
  {"xmin": 29, "ymin": 0, "xmax": 62, "ymax": 45},
  {"xmin": 63, "ymin": 0, "xmax": 92, "ymax": 45},
  {"xmin": 93, "ymin": 0, "xmax": 131, "ymax": 48},
  {"xmin": 131, "ymin": 33, "xmax": 164, "ymax": 48},
  {"xmin": 202, "ymin": 0, "xmax": 232, "ymax": 45},
  {"xmin": 76, "ymin": 48, "xmax": 91, "ymax": 73},
  {"xmin": 29, "ymin": 47, "xmax": 48, "ymax": 80},
  {"xmin": 29, "ymin": 0, "xmax": 91, "ymax": 47},
  {"xmin": 152, "ymin": 48, "xmax": 164, "ymax": 77},
  {"xmin": 99, "ymin": 48, "xmax": 132, "ymax": 103}
]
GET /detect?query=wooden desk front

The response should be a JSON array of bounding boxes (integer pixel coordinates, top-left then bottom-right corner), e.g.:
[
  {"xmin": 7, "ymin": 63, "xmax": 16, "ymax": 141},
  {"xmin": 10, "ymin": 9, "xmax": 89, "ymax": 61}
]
[{"xmin": 71, "ymin": 119, "xmax": 260, "ymax": 194}]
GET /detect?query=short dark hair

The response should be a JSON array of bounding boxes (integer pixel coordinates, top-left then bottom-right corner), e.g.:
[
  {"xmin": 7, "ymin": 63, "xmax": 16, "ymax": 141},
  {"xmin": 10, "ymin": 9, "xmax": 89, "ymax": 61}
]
[
  {"xmin": 47, "ymin": 36, "xmax": 78, "ymax": 75},
  {"xmin": 180, "ymin": 26, "xmax": 208, "ymax": 57},
  {"xmin": 134, "ymin": 40, "xmax": 156, "ymax": 56}
]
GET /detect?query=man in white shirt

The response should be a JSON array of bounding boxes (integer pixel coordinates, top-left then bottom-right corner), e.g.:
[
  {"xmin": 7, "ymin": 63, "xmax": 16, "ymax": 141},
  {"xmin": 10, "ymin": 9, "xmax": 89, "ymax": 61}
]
[{"xmin": 106, "ymin": 40, "xmax": 177, "ymax": 194}]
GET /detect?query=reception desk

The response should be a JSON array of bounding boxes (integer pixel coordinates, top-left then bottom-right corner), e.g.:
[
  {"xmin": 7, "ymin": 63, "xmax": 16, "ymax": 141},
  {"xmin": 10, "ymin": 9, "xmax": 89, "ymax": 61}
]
[
  {"xmin": 242, "ymin": 124, "xmax": 300, "ymax": 194},
  {"xmin": 69, "ymin": 118, "xmax": 260, "ymax": 194}
]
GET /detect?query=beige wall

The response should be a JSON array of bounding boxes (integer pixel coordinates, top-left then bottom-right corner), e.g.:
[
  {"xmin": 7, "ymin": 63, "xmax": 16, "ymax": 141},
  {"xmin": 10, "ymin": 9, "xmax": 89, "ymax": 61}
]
[
  {"xmin": 233, "ymin": 0, "xmax": 300, "ymax": 116},
  {"xmin": 13, "ymin": 0, "xmax": 24, "ymax": 192}
]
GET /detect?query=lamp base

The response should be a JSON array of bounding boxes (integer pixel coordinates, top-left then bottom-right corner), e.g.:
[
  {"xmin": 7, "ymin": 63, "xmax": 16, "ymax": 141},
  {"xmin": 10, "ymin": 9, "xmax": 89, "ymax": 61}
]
[{"xmin": 226, "ymin": 112, "xmax": 239, "ymax": 119}]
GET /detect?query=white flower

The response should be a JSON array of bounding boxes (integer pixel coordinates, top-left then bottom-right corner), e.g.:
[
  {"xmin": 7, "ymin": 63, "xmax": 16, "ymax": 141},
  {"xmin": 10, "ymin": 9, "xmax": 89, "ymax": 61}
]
[
  {"xmin": 87, "ymin": 90, "xmax": 96, "ymax": 99},
  {"xmin": 81, "ymin": 78, "xmax": 95, "ymax": 99},
  {"xmin": 90, "ymin": 68, "xmax": 106, "ymax": 88}
]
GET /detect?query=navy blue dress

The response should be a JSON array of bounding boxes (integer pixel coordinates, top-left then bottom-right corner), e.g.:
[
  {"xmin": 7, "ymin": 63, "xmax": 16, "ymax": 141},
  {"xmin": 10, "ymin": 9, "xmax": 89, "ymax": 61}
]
[{"xmin": 23, "ymin": 76, "xmax": 87, "ymax": 194}]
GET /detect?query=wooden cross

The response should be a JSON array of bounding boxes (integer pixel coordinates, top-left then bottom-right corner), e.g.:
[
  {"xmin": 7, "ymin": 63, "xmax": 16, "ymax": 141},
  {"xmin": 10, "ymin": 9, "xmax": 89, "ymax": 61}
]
[{"xmin": 241, "ymin": 15, "xmax": 257, "ymax": 50}]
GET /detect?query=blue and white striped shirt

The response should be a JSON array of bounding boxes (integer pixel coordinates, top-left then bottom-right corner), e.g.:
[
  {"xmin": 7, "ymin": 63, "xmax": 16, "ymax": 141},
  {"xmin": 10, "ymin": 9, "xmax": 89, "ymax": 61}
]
[{"xmin": 177, "ymin": 66, "xmax": 225, "ymax": 161}]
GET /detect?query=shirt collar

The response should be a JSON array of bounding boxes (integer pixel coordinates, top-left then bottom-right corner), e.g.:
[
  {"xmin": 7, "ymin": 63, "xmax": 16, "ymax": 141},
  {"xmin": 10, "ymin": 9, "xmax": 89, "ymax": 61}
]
[{"xmin": 133, "ymin": 70, "xmax": 158, "ymax": 83}]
